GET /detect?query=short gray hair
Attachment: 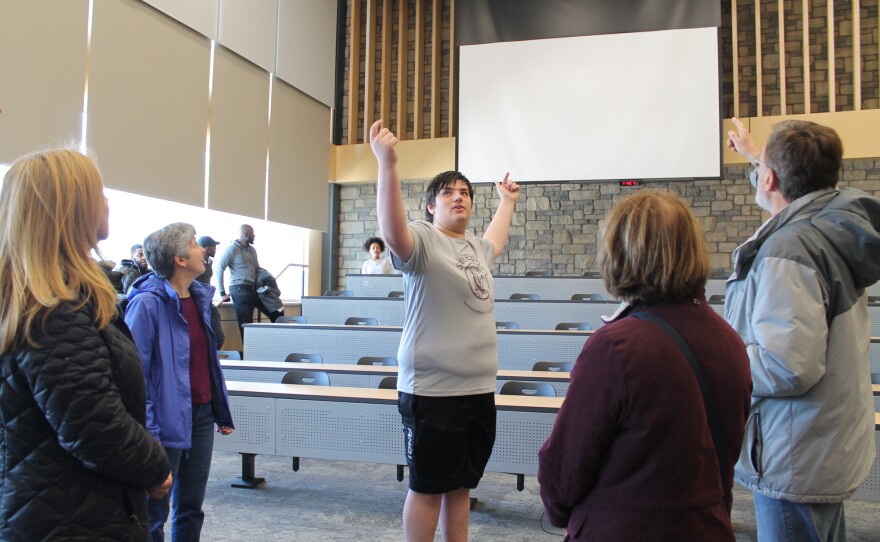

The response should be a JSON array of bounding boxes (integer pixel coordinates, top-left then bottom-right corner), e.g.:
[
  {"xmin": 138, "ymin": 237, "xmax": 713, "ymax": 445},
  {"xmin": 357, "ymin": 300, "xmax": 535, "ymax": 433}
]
[{"xmin": 143, "ymin": 222, "xmax": 196, "ymax": 278}]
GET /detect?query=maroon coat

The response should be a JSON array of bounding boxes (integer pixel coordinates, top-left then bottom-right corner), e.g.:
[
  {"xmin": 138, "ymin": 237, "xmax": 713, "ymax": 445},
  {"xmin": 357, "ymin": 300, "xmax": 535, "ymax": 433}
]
[{"xmin": 538, "ymin": 295, "xmax": 751, "ymax": 541}]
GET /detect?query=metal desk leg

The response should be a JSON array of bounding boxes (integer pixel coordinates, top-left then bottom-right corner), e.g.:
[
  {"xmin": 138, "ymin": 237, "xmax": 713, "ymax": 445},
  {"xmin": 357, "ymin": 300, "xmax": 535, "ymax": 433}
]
[{"xmin": 232, "ymin": 453, "xmax": 266, "ymax": 488}]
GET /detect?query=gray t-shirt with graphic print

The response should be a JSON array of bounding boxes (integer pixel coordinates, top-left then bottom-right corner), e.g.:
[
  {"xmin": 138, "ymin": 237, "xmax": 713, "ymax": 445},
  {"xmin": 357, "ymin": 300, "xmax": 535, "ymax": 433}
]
[{"xmin": 391, "ymin": 220, "xmax": 498, "ymax": 397}]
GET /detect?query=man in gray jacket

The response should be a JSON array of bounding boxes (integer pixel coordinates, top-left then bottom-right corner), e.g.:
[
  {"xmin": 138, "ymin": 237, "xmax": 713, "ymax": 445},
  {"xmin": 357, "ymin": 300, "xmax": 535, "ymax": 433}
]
[
  {"xmin": 726, "ymin": 118, "xmax": 880, "ymax": 541},
  {"xmin": 217, "ymin": 224, "xmax": 273, "ymax": 338}
]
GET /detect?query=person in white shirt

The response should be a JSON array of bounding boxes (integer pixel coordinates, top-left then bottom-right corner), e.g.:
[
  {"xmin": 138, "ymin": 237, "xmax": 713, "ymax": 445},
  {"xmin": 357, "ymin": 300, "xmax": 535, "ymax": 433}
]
[
  {"xmin": 370, "ymin": 119, "xmax": 520, "ymax": 542},
  {"xmin": 360, "ymin": 236, "xmax": 394, "ymax": 274}
]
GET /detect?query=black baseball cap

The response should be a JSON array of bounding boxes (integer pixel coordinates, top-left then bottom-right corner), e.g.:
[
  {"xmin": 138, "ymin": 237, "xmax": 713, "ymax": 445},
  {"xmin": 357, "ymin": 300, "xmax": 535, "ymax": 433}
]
[{"xmin": 197, "ymin": 236, "xmax": 219, "ymax": 247}]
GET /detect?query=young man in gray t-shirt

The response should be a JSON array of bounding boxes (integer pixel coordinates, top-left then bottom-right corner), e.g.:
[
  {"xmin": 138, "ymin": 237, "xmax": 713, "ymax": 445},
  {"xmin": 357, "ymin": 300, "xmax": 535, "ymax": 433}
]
[{"xmin": 370, "ymin": 119, "xmax": 520, "ymax": 542}]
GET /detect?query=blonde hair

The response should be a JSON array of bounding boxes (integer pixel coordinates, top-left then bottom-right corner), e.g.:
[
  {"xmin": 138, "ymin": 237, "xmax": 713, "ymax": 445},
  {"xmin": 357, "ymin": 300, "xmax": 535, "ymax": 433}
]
[
  {"xmin": 0, "ymin": 148, "xmax": 118, "ymax": 351},
  {"xmin": 598, "ymin": 190, "xmax": 709, "ymax": 305}
]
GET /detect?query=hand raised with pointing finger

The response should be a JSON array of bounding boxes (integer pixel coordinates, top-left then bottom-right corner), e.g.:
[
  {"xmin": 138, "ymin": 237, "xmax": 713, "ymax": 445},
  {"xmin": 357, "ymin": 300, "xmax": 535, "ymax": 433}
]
[
  {"xmin": 495, "ymin": 172, "xmax": 520, "ymax": 202},
  {"xmin": 727, "ymin": 117, "xmax": 760, "ymax": 163},
  {"xmin": 370, "ymin": 120, "xmax": 398, "ymax": 165}
]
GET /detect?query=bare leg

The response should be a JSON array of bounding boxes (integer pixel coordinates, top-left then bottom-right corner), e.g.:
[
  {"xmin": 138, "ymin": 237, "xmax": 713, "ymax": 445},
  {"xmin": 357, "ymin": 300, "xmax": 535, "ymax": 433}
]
[
  {"xmin": 403, "ymin": 489, "xmax": 442, "ymax": 542},
  {"xmin": 439, "ymin": 487, "xmax": 471, "ymax": 542}
]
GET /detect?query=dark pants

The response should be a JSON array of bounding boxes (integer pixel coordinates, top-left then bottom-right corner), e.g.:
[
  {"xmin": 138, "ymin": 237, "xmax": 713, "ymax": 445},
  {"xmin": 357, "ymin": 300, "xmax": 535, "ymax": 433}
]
[
  {"xmin": 229, "ymin": 284, "xmax": 272, "ymax": 338},
  {"xmin": 208, "ymin": 303, "xmax": 225, "ymax": 349},
  {"xmin": 148, "ymin": 403, "xmax": 215, "ymax": 542}
]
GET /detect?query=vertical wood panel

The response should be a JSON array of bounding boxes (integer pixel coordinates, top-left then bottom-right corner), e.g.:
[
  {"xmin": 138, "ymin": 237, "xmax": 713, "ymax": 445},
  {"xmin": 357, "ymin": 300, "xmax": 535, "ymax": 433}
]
[
  {"xmin": 778, "ymin": 0, "xmax": 786, "ymax": 114},
  {"xmin": 341, "ymin": 0, "xmax": 871, "ymax": 147},
  {"xmin": 363, "ymin": 0, "xmax": 377, "ymax": 142},
  {"xmin": 430, "ymin": 0, "xmax": 441, "ymax": 137},
  {"xmin": 853, "ymin": 0, "xmax": 861, "ymax": 110},
  {"xmin": 380, "ymin": 0, "xmax": 392, "ymax": 125},
  {"xmin": 732, "ymin": 0, "xmax": 740, "ymax": 118},
  {"xmin": 447, "ymin": 0, "xmax": 455, "ymax": 137},
  {"xmin": 347, "ymin": 0, "xmax": 362, "ymax": 144},
  {"xmin": 828, "ymin": 0, "xmax": 836, "ymax": 112},
  {"xmin": 413, "ymin": 0, "xmax": 425, "ymax": 139},
  {"xmin": 803, "ymin": 0, "xmax": 811, "ymax": 113},
  {"xmin": 396, "ymin": 0, "xmax": 409, "ymax": 138},
  {"xmin": 755, "ymin": 0, "xmax": 763, "ymax": 116}
]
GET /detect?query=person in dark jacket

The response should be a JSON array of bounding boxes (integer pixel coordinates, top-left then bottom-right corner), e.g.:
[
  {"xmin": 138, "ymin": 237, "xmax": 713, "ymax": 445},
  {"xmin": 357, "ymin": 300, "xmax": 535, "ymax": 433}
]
[
  {"xmin": 538, "ymin": 191, "xmax": 752, "ymax": 541},
  {"xmin": 256, "ymin": 267, "xmax": 284, "ymax": 322},
  {"xmin": 195, "ymin": 235, "xmax": 225, "ymax": 348},
  {"xmin": 98, "ymin": 258, "xmax": 127, "ymax": 295},
  {"xmin": 117, "ymin": 243, "xmax": 150, "ymax": 293},
  {"xmin": 125, "ymin": 222, "xmax": 234, "ymax": 542},
  {"xmin": 0, "ymin": 148, "xmax": 172, "ymax": 541}
]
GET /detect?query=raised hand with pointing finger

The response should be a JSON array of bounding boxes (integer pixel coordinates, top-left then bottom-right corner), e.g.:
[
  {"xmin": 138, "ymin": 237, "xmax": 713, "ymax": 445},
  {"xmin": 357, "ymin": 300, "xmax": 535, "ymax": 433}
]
[
  {"xmin": 726, "ymin": 117, "xmax": 761, "ymax": 165},
  {"xmin": 495, "ymin": 172, "xmax": 521, "ymax": 203},
  {"xmin": 370, "ymin": 119, "xmax": 398, "ymax": 166}
]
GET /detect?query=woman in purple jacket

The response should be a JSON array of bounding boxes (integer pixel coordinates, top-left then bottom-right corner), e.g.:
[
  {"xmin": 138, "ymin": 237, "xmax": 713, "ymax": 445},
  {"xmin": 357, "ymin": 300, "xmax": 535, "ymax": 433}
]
[
  {"xmin": 125, "ymin": 222, "xmax": 234, "ymax": 542},
  {"xmin": 538, "ymin": 191, "xmax": 751, "ymax": 541}
]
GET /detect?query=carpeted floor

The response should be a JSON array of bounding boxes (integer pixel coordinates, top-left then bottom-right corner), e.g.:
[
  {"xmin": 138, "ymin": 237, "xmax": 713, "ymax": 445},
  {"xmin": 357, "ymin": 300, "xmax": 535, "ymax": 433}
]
[{"xmin": 197, "ymin": 451, "xmax": 880, "ymax": 541}]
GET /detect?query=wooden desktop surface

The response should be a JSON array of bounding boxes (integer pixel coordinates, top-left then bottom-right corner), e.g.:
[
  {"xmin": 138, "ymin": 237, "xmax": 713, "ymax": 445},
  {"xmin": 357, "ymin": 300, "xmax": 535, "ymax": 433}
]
[
  {"xmin": 244, "ymin": 322, "xmax": 593, "ymax": 336},
  {"xmin": 221, "ymin": 360, "xmax": 570, "ymax": 381},
  {"xmin": 225, "ymin": 381, "xmax": 563, "ymax": 412}
]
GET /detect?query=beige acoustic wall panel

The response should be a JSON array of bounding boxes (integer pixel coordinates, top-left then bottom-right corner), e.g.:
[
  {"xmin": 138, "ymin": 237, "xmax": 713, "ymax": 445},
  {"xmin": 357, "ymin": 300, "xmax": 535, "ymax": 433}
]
[
  {"xmin": 0, "ymin": 0, "xmax": 88, "ymax": 163},
  {"xmin": 218, "ymin": 0, "xmax": 278, "ymax": 73},
  {"xmin": 88, "ymin": 0, "xmax": 209, "ymax": 205},
  {"xmin": 208, "ymin": 46, "xmax": 270, "ymax": 219},
  {"xmin": 276, "ymin": 0, "xmax": 337, "ymax": 107},
  {"xmin": 267, "ymin": 78, "xmax": 330, "ymax": 231},
  {"xmin": 143, "ymin": 0, "xmax": 219, "ymax": 40}
]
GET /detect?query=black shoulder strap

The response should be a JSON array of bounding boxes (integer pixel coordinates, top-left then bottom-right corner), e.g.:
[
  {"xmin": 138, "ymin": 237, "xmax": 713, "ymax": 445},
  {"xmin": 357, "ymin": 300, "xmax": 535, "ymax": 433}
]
[{"xmin": 632, "ymin": 311, "xmax": 732, "ymax": 516}]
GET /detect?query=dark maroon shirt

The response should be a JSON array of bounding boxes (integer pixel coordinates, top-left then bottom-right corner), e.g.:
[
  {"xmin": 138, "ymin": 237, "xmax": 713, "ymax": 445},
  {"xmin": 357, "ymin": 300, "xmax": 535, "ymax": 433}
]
[{"xmin": 181, "ymin": 296, "xmax": 212, "ymax": 405}]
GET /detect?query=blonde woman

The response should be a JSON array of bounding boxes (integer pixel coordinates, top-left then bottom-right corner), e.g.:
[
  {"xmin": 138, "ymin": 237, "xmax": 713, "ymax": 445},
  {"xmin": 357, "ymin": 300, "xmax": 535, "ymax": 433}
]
[{"xmin": 0, "ymin": 149, "xmax": 172, "ymax": 541}]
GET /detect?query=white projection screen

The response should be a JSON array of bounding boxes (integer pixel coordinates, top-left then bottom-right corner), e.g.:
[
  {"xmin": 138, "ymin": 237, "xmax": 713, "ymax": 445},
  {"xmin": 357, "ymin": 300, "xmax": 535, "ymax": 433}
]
[{"xmin": 457, "ymin": 27, "xmax": 721, "ymax": 183}]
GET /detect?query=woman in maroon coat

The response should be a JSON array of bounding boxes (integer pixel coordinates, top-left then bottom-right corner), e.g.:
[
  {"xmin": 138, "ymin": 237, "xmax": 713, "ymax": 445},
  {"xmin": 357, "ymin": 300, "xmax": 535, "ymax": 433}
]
[{"xmin": 538, "ymin": 191, "xmax": 751, "ymax": 541}]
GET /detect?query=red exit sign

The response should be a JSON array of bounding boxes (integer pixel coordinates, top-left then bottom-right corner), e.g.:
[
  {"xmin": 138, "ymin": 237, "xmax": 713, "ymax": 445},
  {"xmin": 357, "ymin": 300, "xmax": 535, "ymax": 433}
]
[{"xmin": 619, "ymin": 180, "xmax": 641, "ymax": 187}]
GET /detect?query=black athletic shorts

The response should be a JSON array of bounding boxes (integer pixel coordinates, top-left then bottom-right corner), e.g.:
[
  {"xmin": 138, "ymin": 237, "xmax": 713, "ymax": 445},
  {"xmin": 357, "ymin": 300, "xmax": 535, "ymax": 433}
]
[{"xmin": 398, "ymin": 391, "xmax": 496, "ymax": 494}]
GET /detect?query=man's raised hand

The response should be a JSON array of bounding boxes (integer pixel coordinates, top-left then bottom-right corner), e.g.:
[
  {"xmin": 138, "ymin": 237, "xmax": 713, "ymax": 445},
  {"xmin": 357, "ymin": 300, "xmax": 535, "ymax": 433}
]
[
  {"xmin": 727, "ymin": 117, "xmax": 760, "ymax": 163},
  {"xmin": 495, "ymin": 172, "xmax": 520, "ymax": 202},
  {"xmin": 370, "ymin": 119, "xmax": 398, "ymax": 165}
]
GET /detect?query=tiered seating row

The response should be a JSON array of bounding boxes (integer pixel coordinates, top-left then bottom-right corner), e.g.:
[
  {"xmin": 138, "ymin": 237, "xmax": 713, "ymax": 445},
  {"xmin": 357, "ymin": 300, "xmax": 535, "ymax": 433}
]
[
  {"xmin": 243, "ymin": 324, "xmax": 591, "ymax": 372},
  {"xmin": 301, "ymin": 296, "xmax": 728, "ymax": 331}
]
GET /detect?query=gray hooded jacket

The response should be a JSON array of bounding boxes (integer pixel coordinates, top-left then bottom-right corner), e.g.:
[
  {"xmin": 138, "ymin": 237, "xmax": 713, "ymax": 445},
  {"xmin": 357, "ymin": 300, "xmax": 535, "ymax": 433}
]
[{"xmin": 725, "ymin": 187, "xmax": 880, "ymax": 502}]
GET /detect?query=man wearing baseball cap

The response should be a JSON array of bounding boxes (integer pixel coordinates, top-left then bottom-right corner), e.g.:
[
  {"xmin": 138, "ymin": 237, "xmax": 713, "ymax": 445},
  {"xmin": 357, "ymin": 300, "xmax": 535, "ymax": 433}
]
[{"xmin": 196, "ymin": 235, "xmax": 225, "ymax": 349}]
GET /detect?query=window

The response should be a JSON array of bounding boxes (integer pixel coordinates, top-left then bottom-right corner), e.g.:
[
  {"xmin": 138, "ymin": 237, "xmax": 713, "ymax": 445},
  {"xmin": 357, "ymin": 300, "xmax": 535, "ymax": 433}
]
[{"xmin": 98, "ymin": 188, "xmax": 309, "ymax": 299}]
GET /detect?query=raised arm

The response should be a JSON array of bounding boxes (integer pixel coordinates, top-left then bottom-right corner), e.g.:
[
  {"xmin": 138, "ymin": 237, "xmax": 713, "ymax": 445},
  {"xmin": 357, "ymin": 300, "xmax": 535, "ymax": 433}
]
[
  {"xmin": 370, "ymin": 120, "xmax": 414, "ymax": 261},
  {"xmin": 727, "ymin": 117, "xmax": 762, "ymax": 166},
  {"xmin": 483, "ymin": 173, "xmax": 520, "ymax": 258}
]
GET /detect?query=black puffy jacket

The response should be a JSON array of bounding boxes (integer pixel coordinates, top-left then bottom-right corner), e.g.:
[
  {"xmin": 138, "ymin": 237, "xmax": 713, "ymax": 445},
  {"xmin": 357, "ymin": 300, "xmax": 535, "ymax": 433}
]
[{"xmin": 0, "ymin": 304, "xmax": 171, "ymax": 541}]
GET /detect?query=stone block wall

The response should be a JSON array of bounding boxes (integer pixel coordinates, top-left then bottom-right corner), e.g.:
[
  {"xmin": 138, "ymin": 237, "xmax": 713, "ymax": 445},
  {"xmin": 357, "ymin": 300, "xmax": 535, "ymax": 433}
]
[{"xmin": 336, "ymin": 159, "xmax": 880, "ymax": 289}]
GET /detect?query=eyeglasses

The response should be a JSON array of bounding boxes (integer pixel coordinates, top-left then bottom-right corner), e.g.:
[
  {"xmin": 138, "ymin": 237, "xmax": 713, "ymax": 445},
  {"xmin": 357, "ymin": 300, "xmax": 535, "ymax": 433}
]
[{"xmin": 749, "ymin": 159, "xmax": 763, "ymax": 189}]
